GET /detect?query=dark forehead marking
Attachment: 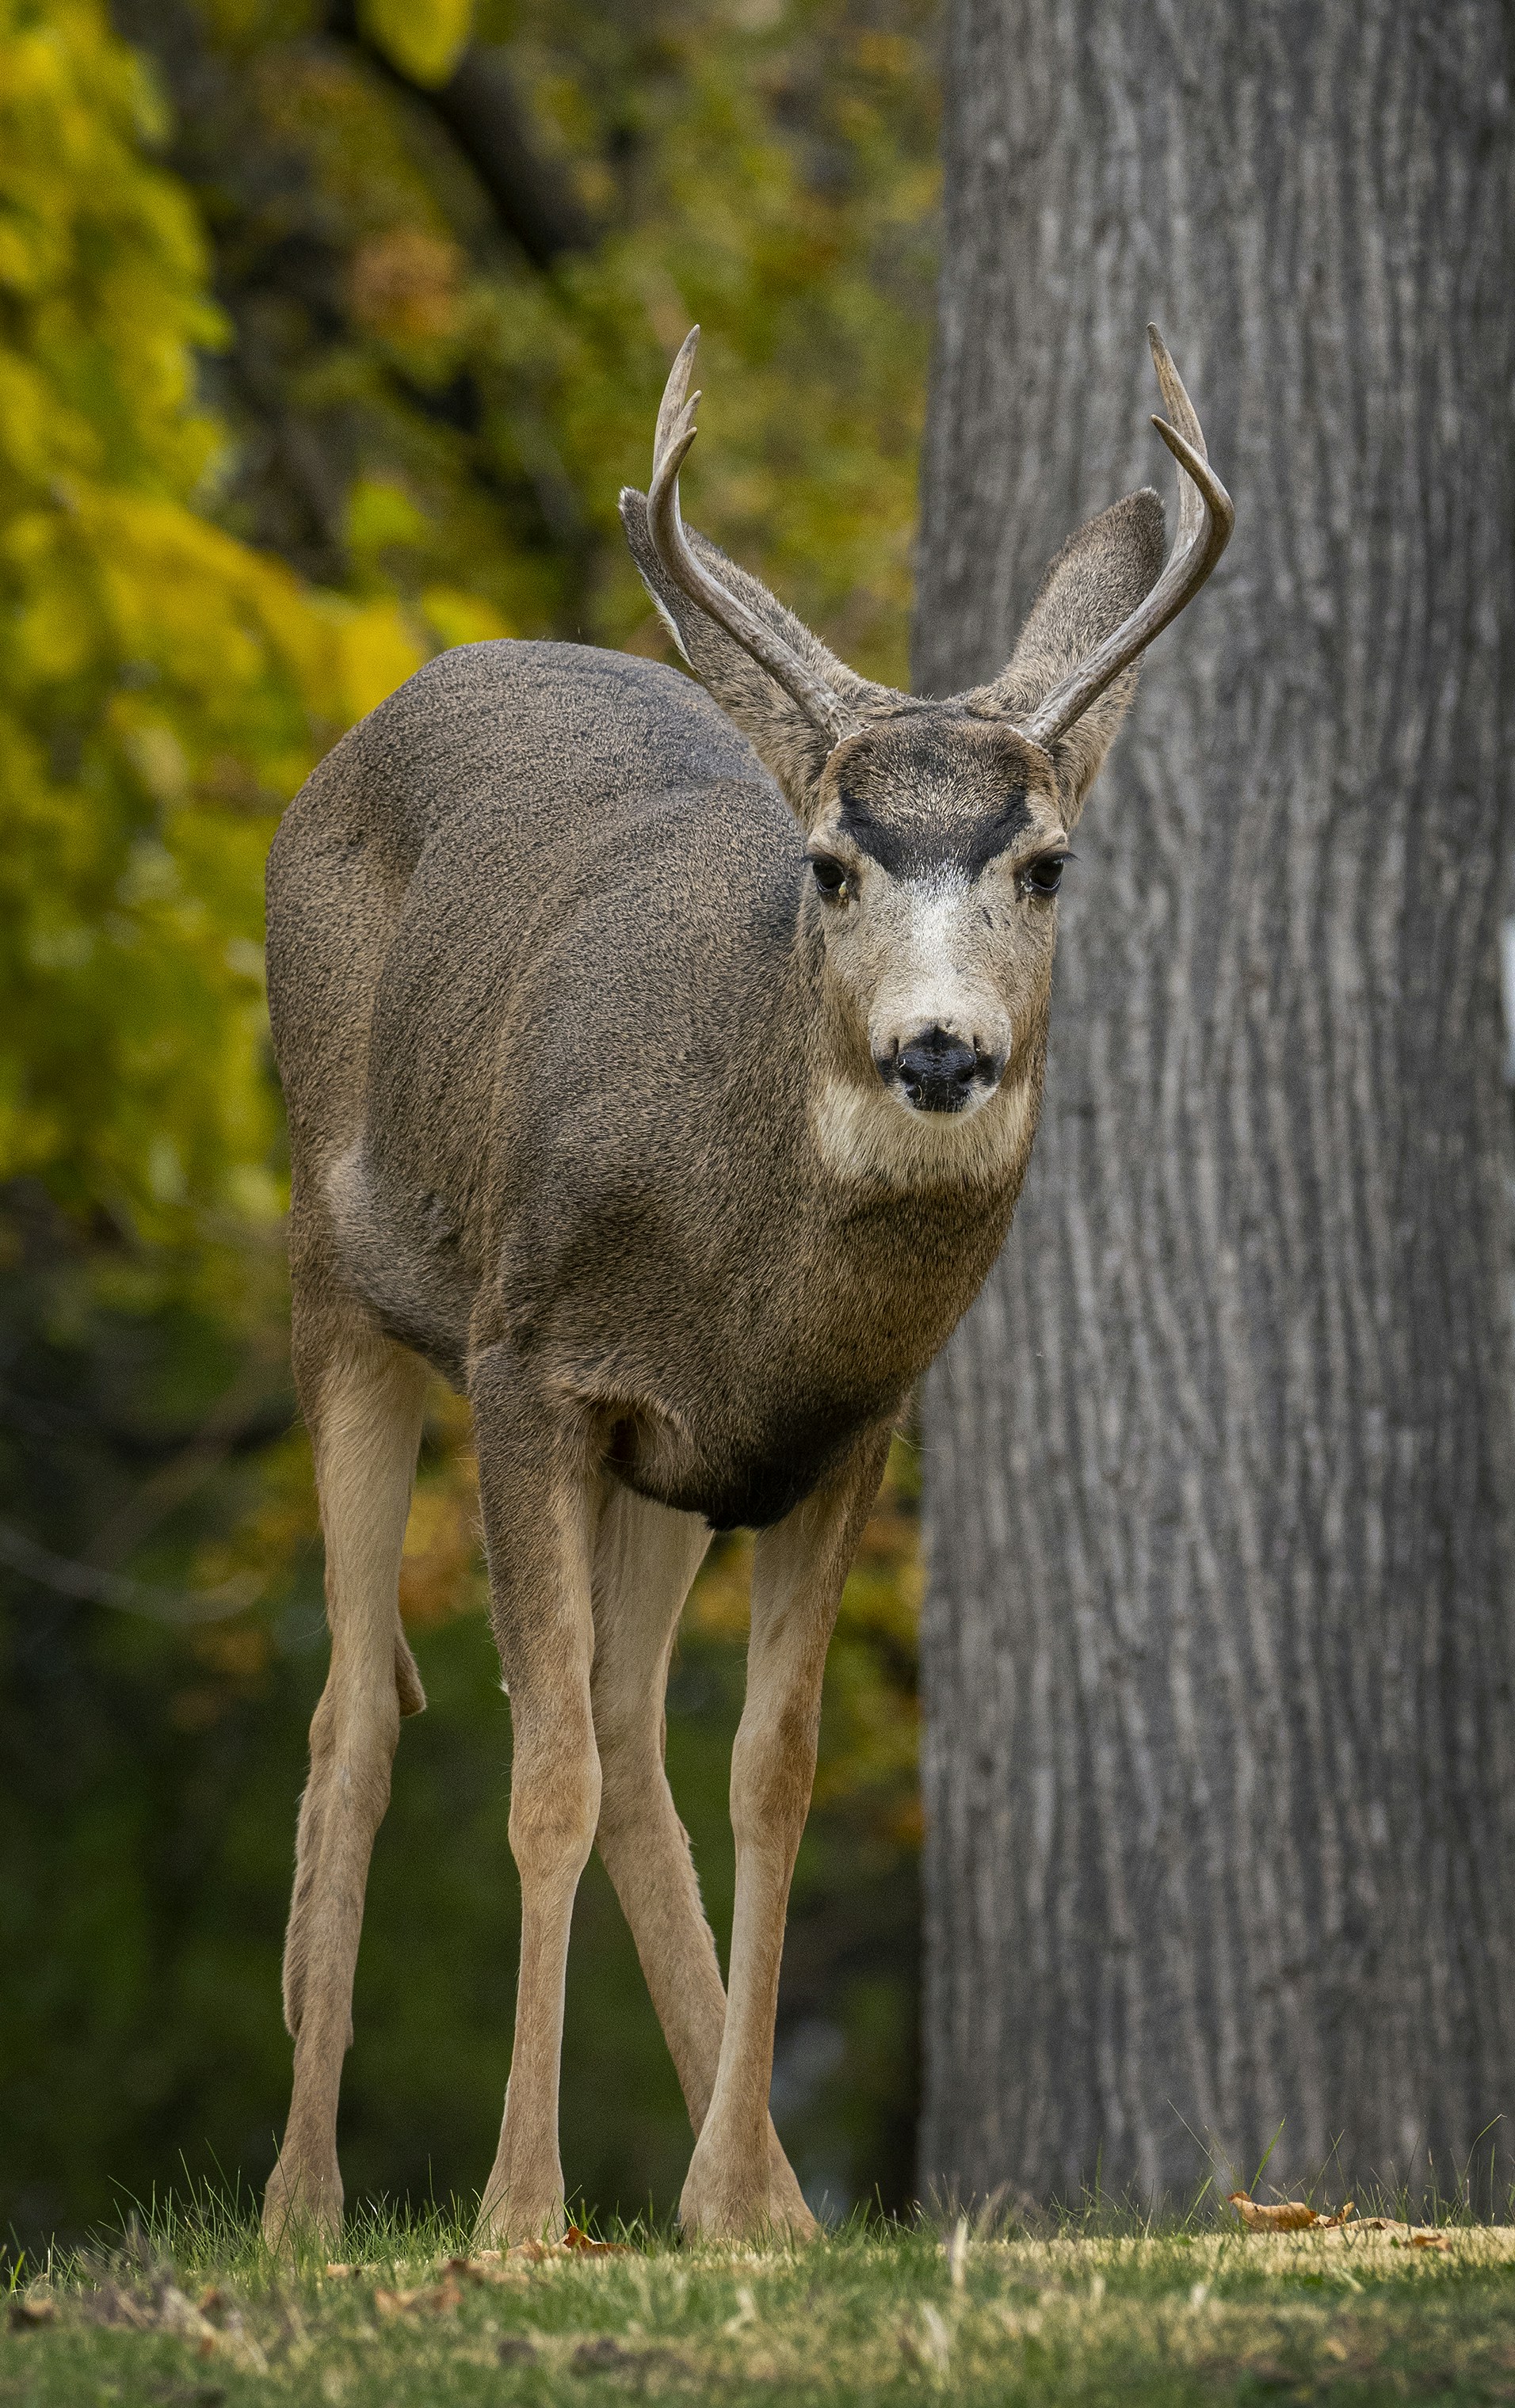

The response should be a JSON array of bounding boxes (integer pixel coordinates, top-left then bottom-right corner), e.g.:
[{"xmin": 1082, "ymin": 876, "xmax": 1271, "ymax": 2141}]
[{"xmin": 838, "ymin": 788, "xmax": 1034, "ymax": 882}]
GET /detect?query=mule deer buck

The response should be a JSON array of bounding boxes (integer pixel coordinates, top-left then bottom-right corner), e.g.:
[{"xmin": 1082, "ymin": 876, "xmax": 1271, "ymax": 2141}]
[{"xmin": 260, "ymin": 324, "xmax": 1231, "ymax": 2247}]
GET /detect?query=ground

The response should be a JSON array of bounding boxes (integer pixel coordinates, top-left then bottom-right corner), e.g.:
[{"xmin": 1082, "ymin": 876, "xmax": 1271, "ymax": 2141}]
[{"xmin": 7, "ymin": 2211, "xmax": 1515, "ymax": 2404}]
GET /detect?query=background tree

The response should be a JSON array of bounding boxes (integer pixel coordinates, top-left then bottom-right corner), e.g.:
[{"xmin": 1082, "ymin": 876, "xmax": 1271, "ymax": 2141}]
[{"xmin": 917, "ymin": 0, "xmax": 1515, "ymax": 2209}]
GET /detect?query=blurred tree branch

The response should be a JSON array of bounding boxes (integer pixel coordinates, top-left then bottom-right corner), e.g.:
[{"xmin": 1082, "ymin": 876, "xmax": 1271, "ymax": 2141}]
[{"xmin": 325, "ymin": 0, "xmax": 595, "ymax": 269}]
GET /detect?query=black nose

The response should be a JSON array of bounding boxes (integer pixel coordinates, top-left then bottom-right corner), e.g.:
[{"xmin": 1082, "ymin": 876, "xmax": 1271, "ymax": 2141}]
[{"xmin": 891, "ymin": 1028, "xmax": 983, "ymax": 1114}]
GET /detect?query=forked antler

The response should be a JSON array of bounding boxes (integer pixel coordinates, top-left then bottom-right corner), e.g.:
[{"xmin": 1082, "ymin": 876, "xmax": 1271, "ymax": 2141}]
[
  {"xmin": 1017, "ymin": 326, "xmax": 1235, "ymax": 749},
  {"xmin": 646, "ymin": 328, "xmax": 864, "ymax": 747},
  {"xmin": 647, "ymin": 323, "xmax": 1230, "ymax": 759}
]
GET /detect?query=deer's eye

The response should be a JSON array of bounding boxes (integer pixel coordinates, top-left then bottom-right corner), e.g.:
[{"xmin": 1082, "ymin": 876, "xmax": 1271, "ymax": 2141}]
[
  {"xmin": 810, "ymin": 854, "xmax": 850, "ymax": 902},
  {"xmin": 1021, "ymin": 852, "xmax": 1070, "ymax": 897}
]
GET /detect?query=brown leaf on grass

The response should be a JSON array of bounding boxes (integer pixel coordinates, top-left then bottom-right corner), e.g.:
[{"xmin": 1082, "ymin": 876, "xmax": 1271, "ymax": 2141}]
[
  {"xmin": 1228, "ymin": 2193, "xmax": 1321, "ymax": 2231},
  {"xmin": 1349, "ymin": 2218, "xmax": 1451, "ymax": 2250},
  {"xmin": 372, "ymin": 2275, "xmax": 464, "ymax": 2319},
  {"xmin": 565, "ymin": 2225, "xmax": 631, "ymax": 2257},
  {"xmin": 8, "ymin": 2295, "xmax": 57, "ymax": 2330},
  {"xmin": 441, "ymin": 2253, "xmax": 531, "ymax": 2288},
  {"xmin": 1227, "ymin": 2193, "xmax": 1357, "ymax": 2233},
  {"xmin": 406, "ymin": 2233, "xmax": 625, "ymax": 2296},
  {"xmin": 480, "ymin": 2240, "xmax": 567, "ymax": 2266}
]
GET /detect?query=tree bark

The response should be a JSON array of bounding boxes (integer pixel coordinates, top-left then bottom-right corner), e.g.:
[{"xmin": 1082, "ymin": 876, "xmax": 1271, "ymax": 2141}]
[{"xmin": 917, "ymin": 0, "xmax": 1515, "ymax": 2208}]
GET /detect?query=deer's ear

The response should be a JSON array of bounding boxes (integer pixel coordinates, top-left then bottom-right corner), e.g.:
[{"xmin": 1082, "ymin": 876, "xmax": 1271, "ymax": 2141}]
[
  {"xmin": 971, "ymin": 489, "xmax": 1166, "ymax": 823},
  {"xmin": 620, "ymin": 488, "xmax": 880, "ymax": 817}
]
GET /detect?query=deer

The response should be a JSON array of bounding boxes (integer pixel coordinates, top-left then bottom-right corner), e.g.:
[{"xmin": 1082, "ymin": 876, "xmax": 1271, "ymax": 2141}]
[{"xmin": 258, "ymin": 323, "xmax": 1231, "ymax": 2250}]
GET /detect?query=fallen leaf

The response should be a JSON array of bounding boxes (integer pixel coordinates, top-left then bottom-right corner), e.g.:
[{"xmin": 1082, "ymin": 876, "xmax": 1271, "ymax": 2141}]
[
  {"xmin": 565, "ymin": 2225, "xmax": 631, "ymax": 2257},
  {"xmin": 372, "ymin": 2277, "xmax": 463, "ymax": 2320},
  {"xmin": 1229, "ymin": 2193, "xmax": 1321, "ymax": 2231}
]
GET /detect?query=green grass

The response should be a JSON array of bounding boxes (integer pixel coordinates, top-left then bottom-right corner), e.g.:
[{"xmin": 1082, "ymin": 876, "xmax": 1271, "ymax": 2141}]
[{"xmin": 7, "ymin": 2201, "xmax": 1515, "ymax": 2405}]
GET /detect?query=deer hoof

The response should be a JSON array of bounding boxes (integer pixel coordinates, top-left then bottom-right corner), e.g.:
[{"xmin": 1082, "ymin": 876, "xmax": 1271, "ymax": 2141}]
[
  {"xmin": 766, "ymin": 2130, "xmax": 819, "ymax": 2239},
  {"xmin": 473, "ymin": 2167, "xmax": 567, "ymax": 2249},
  {"xmin": 261, "ymin": 2158, "xmax": 342, "ymax": 2256},
  {"xmin": 681, "ymin": 2133, "xmax": 815, "ymax": 2242}
]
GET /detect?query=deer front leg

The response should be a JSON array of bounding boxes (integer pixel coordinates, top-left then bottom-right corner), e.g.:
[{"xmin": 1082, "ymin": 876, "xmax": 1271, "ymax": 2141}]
[
  {"xmin": 589, "ymin": 1488, "xmax": 810, "ymax": 2227},
  {"xmin": 678, "ymin": 1427, "xmax": 893, "ymax": 2242},
  {"xmin": 473, "ymin": 1356, "xmax": 601, "ymax": 2245}
]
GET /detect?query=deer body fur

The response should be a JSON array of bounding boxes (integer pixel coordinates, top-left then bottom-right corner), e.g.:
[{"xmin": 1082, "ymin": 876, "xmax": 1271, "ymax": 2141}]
[{"xmin": 260, "ymin": 329, "xmax": 1231, "ymax": 2249}]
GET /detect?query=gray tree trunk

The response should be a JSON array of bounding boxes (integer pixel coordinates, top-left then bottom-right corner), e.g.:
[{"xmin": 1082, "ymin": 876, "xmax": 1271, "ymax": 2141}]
[{"xmin": 916, "ymin": 0, "xmax": 1515, "ymax": 2209}]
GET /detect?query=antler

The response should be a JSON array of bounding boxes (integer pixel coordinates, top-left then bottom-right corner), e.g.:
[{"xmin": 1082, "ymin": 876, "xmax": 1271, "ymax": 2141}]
[
  {"xmin": 646, "ymin": 329, "xmax": 863, "ymax": 748},
  {"xmin": 1017, "ymin": 326, "xmax": 1235, "ymax": 751}
]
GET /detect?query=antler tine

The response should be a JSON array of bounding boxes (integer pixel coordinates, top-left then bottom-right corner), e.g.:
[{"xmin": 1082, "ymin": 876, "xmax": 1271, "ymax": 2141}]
[
  {"xmin": 1147, "ymin": 323, "xmax": 1205, "ymax": 551},
  {"xmin": 645, "ymin": 330, "xmax": 861, "ymax": 748},
  {"xmin": 1019, "ymin": 324, "xmax": 1234, "ymax": 753},
  {"xmin": 654, "ymin": 324, "xmax": 700, "ymax": 474}
]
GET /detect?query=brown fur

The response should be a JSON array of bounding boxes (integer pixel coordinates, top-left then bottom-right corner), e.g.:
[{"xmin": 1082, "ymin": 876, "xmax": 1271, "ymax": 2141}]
[{"xmin": 259, "ymin": 463, "xmax": 1167, "ymax": 2248}]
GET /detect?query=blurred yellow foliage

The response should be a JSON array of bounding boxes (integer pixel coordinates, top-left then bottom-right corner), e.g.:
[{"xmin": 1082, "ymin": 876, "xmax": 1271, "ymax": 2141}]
[
  {"xmin": 0, "ymin": 0, "xmax": 422, "ymax": 1240},
  {"xmin": 360, "ymin": 0, "xmax": 474, "ymax": 90}
]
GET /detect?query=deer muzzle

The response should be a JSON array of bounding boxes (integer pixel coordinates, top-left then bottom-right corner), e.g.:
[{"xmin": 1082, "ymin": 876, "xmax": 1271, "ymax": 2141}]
[{"xmin": 877, "ymin": 1028, "xmax": 1004, "ymax": 1114}]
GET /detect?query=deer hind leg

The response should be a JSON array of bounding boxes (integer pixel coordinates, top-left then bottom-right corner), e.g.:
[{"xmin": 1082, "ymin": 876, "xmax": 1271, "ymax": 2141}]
[
  {"xmin": 473, "ymin": 1352, "xmax": 601, "ymax": 2244},
  {"xmin": 589, "ymin": 1488, "xmax": 809, "ymax": 2227},
  {"xmin": 677, "ymin": 1427, "xmax": 892, "ymax": 2242},
  {"xmin": 262, "ymin": 1305, "xmax": 428, "ymax": 2251}
]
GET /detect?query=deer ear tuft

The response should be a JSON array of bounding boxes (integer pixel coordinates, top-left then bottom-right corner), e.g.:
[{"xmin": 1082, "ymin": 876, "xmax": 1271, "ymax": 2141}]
[
  {"xmin": 620, "ymin": 486, "xmax": 882, "ymax": 820},
  {"xmin": 969, "ymin": 488, "xmax": 1166, "ymax": 821}
]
